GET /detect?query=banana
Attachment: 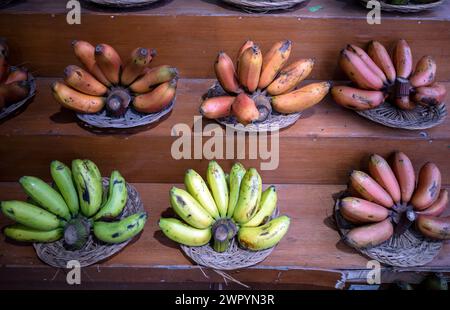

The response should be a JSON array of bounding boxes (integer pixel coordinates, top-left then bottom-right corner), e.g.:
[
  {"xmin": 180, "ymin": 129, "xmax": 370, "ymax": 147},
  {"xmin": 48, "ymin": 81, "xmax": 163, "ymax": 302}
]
[
  {"xmin": 412, "ymin": 83, "xmax": 446, "ymax": 106},
  {"xmin": 271, "ymin": 81, "xmax": 330, "ymax": 114},
  {"xmin": 129, "ymin": 65, "xmax": 178, "ymax": 94},
  {"xmin": 5, "ymin": 67, "xmax": 28, "ymax": 85},
  {"xmin": 416, "ymin": 189, "xmax": 448, "ymax": 217},
  {"xmin": 409, "ymin": 56, "xmax": 436, "ymax": 88},
  {"xmin": 231, "ymin": 93, "xmax": 259, "ymax": 125},
  {"xmin": 238, "ymin": 44, "xmax": 262, "ymax": 93},
  {"xmin": 368, "ymin": 154, "xmax": 401, "ymax": 204},
  {"xmin": 395, "ymin": 95, "xmax": 415, "ymax": 110},
  {"xmin": 331, "ymin": 86, "xmax": 384, "ymax": 111},
  {"xmin": 52, "ymin": 81, "xmax": 105, "ymax": 114},
  {"xmin": 236, "ymin": 40, "xmax": 254, "ymax": 66},
  {"xmin": 0, "ymin": 80, "xmax": 30, "ymax": 104},
  {"xmin": 416, "ymin": 215, "xmax": 450, "ymax": 240},
  {"xmin": 200, "ymin": 96, "xmax": 235, "ymax": 119},
  {"xmin": 159, "ymin": 217, "xmax": 211, "ymax": 247},
  {"xmin": 345, "ymin": 218, "xmax": 393, "ymax": 249},
  {"xmin": 1, "ymin": 201, "xmax": 63, "ymax": 231},
  {"xmin": 346, "ymin": 44, "xmax": 387, "ymax": 84},
  {"xmin": 243, "ymin": 186, "xmax": 277, "ymax": 227},
  {"xmin": 72, "ymin": 159, "xmax": 103, "ymax": 217},
  {"xmin": 266, "ymin": 59, "xmax": 314, "ymax": 95},
  {"xmin": 227, "ymin": 162, "xmax": 247, "ymax": 218},
  {"xmin": 349, "ymin": 170, "xmax": 394, "ymax": 208},
  {"xmin": 339, "ymin": 49, "xmax": 384, "ymax": 90},
  {"xmin": 19, "ymin": 176, "xmax": 71, "ymax": 220},
  {"xmin": 72, "ymin": 40, "xmax": 110, "ymax": 86},
  {"xmin": 258, "ymin": 40, "xmax": 292, "ymax": 90},
  {"xmin": 170, "ymin": 187, "xmax": 214, "ymax": 229},
  {"xmin": 132, "ymin": 79, "xmax": 177, "ymax": 113},
  {"xmin": 4, "ymin": 224, "xmax": 63, "ymax": 243},
  {"xmin": 411, "ymin": 162, "xmax": 441, "ymax": 211},
  {"xmin": 393, "ymin": 39, "xmax": 413, "ymax": 79},
  {"xmin": 367, "ymin": 41, "xmax": 396, "ymax": 84},
  {"xmin": 95, "ymin": 43, "xmax": 122, "ymax": 85},
  {"xmin": 233, "ymin": 168, "xmax": 262, "ymax": 224},
  {"xmin": 238, "ymin": 215, "xmax": 290, "ymax": 251},
  {"xmin": 93, "ymin": 212, "xmax": 147, "ymax": 244},
  {"xmin": 340, "ymin": 197, "xmax": 389, "ymax": 224},
  {"xmin": 93, "ymin": 170, "xmax": 128, "ymax": 220},
  {"xmin": 50, "ymin": 160, "xmax": 79, "ymax": 217},
  {"xmin": 391, "ymin": 151, "xmax": 416, "ymax": 204},
  {"xmin": 121, "ymin": 47, "xmax": 156, "ymax": 86},
  {"xmin": 63, "ymin": 65, "xmax": 108, "ymax": 96},
  {"xmin": 206, "ymin": 161, "xmax": 229, "ymax": 218},
  {"xmin": 184, "ymin": 169, "xmax": 220, "ymax": 220},
  {"xmin": 215, "ymin": 52, "xmax": 241, "ymax": 94}
]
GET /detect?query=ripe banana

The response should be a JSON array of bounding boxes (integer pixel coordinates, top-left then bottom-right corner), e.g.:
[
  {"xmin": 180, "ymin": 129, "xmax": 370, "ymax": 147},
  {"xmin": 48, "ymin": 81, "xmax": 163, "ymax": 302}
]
[
  {"xmin": 4, "ymin": 224, "xmax": 63, "ymax": 243},
  {"xmin": 409, "ymin": 56, "xmax": 436, "ymax": 88},
  {"xmin": 1, "ymin": 201, "xmax": 63, "ymax": 231},
  {"xmin": 93, "ymin": 170, "xmax": 128, "ymax": 220},
  {"xmin": 368, "ymin": 154, "xmax": 401, "ymax": 204},
  {"xmin": 52, "ymin": 81, "xmax": 105, "ymax": 114},
  {"xmin": 64, "ymin": 65, "xmax": 108, "ymax": 96},
  {"xmin": 129, "ymin": 65, "xmax": 178, "ymax": 94},
  {"xmin": 5, "ymin": 67, "xmax": 28, "ymax": 85},
  {"xmin": 233, "ymin": 168, "xmax": 262, "ymax": 224},
  {"xmin": 95, "ymin": 43, "xmax": 122, "ymax": 85},
  {"xmin": 0, "ymin": 80, "xmax": 30, "ymax": 104},
  {"xmin": 121, "ymin": 47, "xmax": 155, "ymax": 86},
  {"xmin": 346, "ymin": 44, "xmax": 387, "ymax": 84},
  {"xmin": 72, "ymin": 40, "xmax": 110, "ymax": 86},
  {"xmin": 227, "ymin": 162, "xmax": 247, "ymax": 218},
  {"xmin": 206, "ymin": 161, "xmax": 229, "ymax": 218},
  {"xmin": 93, "ymin": 212, "xmax": 147, "ymax": 244},
  {"xmin": 236, "ymin": 40, "xmax": 254, "ymax": 66},
  {"xmin": 393, "ymin": 39, "xmax": 413, "ymax": 79},
  {"xmin": 170, "ymin": 187, "xmax": 214, "ymax": 229},
  {"xmin": 411, "ymin": 162, "xmax": 441, "ymax": 211},
  {"xmin": 200, "ymin": 96, "xmax": 234, "ymax": 119},
  {"xmin": 243, "ymin": 186, "xmax": 277, "ymax": 227},
  {"xmin": 238, "ymin": 44, "xmax": 262, "ymax": 93},
  {"xmin": 271, "ymin": 81, "xmax": 330, "ymax": 114},
  {"xmin": 339, "ymin": 49, "xmax": 384, "ymax": 90},
  {"xmin": 416, "ymin": 189, "xmax": 448, "ymax": 217},
  {"xmin": 391, "ymin": 151, "xmax": 415, "ymax": 204},
  {"xmin": 416, "ymin": 215, "xmax": 450, "ymax": 240},
  {"xmin": 349, "ymin": 170, "xmax": 394, "ymax": 208},
  {"xmin": 50, "ymin": 160, "xmax": 79, "ymax": 217},
  {"xmin": 231, "ymin": 93, "xmax": 259, "ymax": 125},
  {"xmin": 258, "ymin": 40, "xmax": 292, "ymax": 90},
  {"xmin": 132, "ymin": 79, "xmax": 177, "ymax": 114},
  {"xmin": 215, "ymin": 52, "xmax": 240, "ymax": 94},
  {"xmin": 72, "ymin": 159, "xmax": 103, "ymax": 217},
  {"xmin": 159, "ymin": 217, "xmax": 211, "ymax": 247},
  {"xmin": 331, "ymin": 85, "xmax": 384, "ymax": 111},
  {"xmin": 184, "ymin": 169, "xmax": 220, "ymax": 220},
  {"xmin": 340, "ymin": 197, "xmax": 389, "ymax": 224},
  {"xmin": 345, "ymin": 218, "xmax": 393, "ymax": 249},
  {"xmin": 412, "ymin": 83, "xmax": 446, "ymax": 106},
  {"xmin": 238, "ymin": 215, "xmax": 290, "ymax": 251},
  {"xmin": 367, "ymin": 41, "xmax": 396, "ymax": 84},
  {"xmin": 266, "ymin": 59, "xmax": 314, "ymax": 96}
]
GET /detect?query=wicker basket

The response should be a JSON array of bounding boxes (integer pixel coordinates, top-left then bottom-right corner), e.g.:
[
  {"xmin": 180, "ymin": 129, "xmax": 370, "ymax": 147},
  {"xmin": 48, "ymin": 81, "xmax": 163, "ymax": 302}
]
[
  {"xmin": 84, "ymin": 0, "xmax": 162, "ymax": 8},
  {"xmin": 33, "ymin": 178, "xmax": 145, "ymax": 268},
  {"xmin": 0, "ymin": 70, "xmax": 36, "ymax": 121},
  {"xmin": 359, "ymin": 0, "xmax": 445, "ymax": 13},
  {"xmin": 219, "ymin": 0, "xmax": 309, "ymax": 12}
]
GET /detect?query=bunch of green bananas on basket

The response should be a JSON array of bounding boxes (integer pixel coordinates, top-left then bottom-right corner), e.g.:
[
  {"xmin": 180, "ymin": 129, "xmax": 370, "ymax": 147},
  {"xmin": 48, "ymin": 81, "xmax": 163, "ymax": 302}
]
[
  {"xmin": 1, "ymin": 159, "xmax": 147, "ymax": 249},
  {"xmin": 159, "ymin": 161, "xmax": 290, "ymax": 252}
]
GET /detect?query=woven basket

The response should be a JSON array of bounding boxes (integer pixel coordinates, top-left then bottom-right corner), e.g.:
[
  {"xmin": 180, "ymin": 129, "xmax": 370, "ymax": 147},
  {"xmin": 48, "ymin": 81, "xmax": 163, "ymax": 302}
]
[
  {"xmin": 219, "ymin": 0, "xmax": 309, "ymax": 12},
  {"xmin": 356, "ymin": 101, "xmax": 447, "ymax": 130},
  {"xmin": 359, "ymin": 0, "xmax": 445, "ymax": 12},
  {"xmin": 0, "ymin": 70, "xmax": 36, "ymax": 121},
  {"xmin": 33, "ymin": 178, "xmax": 145, "ymax": 268},
  {"xmin": 204, "ymin": 81, "xmax": 301, "ymax": 132},
  {"xmin": 84, "ymin": 0, "xmax": 162, "ymax": 8}
]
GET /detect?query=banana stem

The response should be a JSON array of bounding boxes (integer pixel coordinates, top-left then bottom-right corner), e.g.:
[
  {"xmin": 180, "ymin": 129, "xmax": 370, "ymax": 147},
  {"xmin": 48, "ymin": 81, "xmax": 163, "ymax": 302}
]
[{"xmin": 212, "ymin": 224, "xmax": 231, "ymax": 253}]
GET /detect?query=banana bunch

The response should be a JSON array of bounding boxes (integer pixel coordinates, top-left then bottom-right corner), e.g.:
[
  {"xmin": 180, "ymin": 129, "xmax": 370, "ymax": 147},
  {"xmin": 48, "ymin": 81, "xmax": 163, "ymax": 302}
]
[
  {"xmin": 52, "ymin": 40, "xmax": 178, "ymax": 117},
  {"xmin": 159, "ymin": 161, "xmax": 290, "ymax": 252},
  {"xmin": 200, "ymin": 40, "xmax": 330, "ymax": 125},
  {"xmin": 0, "ymin": 38, "xmax": 31, "ymax": 110},
  {"xmin": 332, "ymin": 39, "xmax": 446, "ymax": 111},
  {"xmin": 1, "ymin": 159, "xmax": 147, "ymax": 248},
  {"xmin": 339, "ymin": 151, "xmax": 449, "ymax": 249}
]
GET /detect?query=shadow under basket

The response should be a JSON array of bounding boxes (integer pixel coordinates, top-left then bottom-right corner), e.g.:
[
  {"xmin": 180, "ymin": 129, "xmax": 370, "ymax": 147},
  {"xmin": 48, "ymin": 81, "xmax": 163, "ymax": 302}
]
[
  {"xmin": 83, "ymin": 0, "xmax": 163, "ymax": 8},
  {"xmin": 219, "ymin": 0, "xmax": 309, "ymax": 12},
  {"xmin": 0, "ymin": 70, "xmax": 36, "ymax": 121},
  {"xmin": 359, "ymin": 0, "xmax": 445, "ymax": 13},
  {"xmin": 33, "ymin": 178, "xmax": 145, "ymax": 268}
]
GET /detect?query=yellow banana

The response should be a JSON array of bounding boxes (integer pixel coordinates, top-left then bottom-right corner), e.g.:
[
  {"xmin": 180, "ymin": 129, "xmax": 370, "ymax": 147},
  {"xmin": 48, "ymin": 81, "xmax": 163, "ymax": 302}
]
[
  {"xmin": 243, "ymin": 186, "xmax": 277, "ymax": 227},
  {"xmin": 206, "ymin": 161, "xmax": 229, "ymax": 218},
  {"xmin": 159, "ymin": 218, "xmax": 211, "ymax": 247},
  {"xmin": 184, "ymin": 169, "xmax": 220, "ymax": 220},
  {"xmin": 170, "ymin": 187, "xmax": 214, "ymax": 229},
  {"xmin": 227, "ymin": 162, "xmax": 247, "ymax": 218},
  {"xmin": 233, "ymin": 168, "xmax": 262, "ymax": 224}
]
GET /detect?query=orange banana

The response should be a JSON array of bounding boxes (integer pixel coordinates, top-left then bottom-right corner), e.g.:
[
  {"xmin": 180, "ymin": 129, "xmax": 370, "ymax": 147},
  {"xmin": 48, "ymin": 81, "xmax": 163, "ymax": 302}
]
[
  {"xmin": 132, "ymin": 79, "xmax": 176, "ymax": 114},
  {"xmin": 331, "ymin": 85, "xmax": 384, "ymax": 111},
  {"xmin": 409, "ymin": 56, "xmax": 436, "ymax": 88},
  {"xmin": 238, "ymin": 45, "xmax": 262, "ymax": 93},
  {"xmin": 121, "ymin": 47, "xmax": 156, "ymax": 86},
  {"xmin": 391, "ymin": 151, "xmax": 416, "ymax": 204},
  {"xmin": 200, "ymin": 96, "xmax": 235, "ymax": 119},
  {"xmin": 236, "ymin": 40, "xmax": 254, "ymax": 68},
  {"xmin": 258, "ymin": 40, "xmax": 292, "ymax": 90},
  {"xmin": 5, "ymin": 67, "xmax": 28, "ymax": 85},
  {"xmin": 345, "ymin": 218, "xmax": 393, "ymax": 249},
  {"xmin": 129, "ymin": 65, "xmax": 178, "ymax": 94},
  {"xmin": 349, "ymin": 170, "xmax": 394, "ymax": 208},
  {"xmin": 412, "ymin": 82, "xmax": 446, "ymax": 106},
  {"xmin": 347, "ymin": 44, "xmax": 387, "ymax": 84},
  {"xmin": 340, "ymin": 197, "xmax": 389, "ymax": 224},
  {"xmin": 72, "ymin": 40, "xmax": 110, "ymax": 86},
  {"xmin": 393, "ymin": 39, "xmax": 413, "ymax": 79},
  {"xmin": 214, "ymin": 52, "xmax": 240, "ymax": 94},
  {"xmin": 266, "ymin": 59, "xmax": 314, "ymax": 95},
  {"xmin": 416, "ymin": 189, "xmax": 448, "ymax": 217},
  {"xmin": 0, "ymin": 80, "xmax": 30, "ymax": 103},
  {"xmin": 339, "ymin": 49, "xmax": 384, "ymax": 90},
  {"xmin": 367, "ymin": 41, "xmax": 396, "ymax": 84},
  {"xmin": 416, "ymin": 215, "xmax": 450, "ymax": 240},
  {"xmin": 411, "ymin": 162, "xmax": 441, "ymax": 211},
  {"xmin": 64, "ymin": 65, "xmax": 108, "ymax": 96},
  {"xmin": 95, "ymin": 43, "xmax": 122, "ymax": 85},
  {"xmin": 368, "ymin": 154, "xmax": 401, "ymax": 204},
  {"xmin": 52, "ymin": 81, "xmax": 105, "ymax": 113},
  {"xmin": 231, "ymin": 93, "xmax": 259, "ymax": 125}
]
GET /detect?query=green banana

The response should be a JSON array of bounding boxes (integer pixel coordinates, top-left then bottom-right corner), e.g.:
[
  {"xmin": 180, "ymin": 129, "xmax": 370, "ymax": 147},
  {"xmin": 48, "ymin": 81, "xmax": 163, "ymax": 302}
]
[
  {"xmin": 206, "ymin": 161, "xmax": 229, "ymax": 218},
  {"xmin": 4, "ymin": 224, "xmax": 63, "ymax": 243},
  {"xmin": 92, "ymin": 171, "xmax": 128, "ymax": 220},
  {"xmin": 238, "ymin": 215, "xmax": 290, "ymax": 251},
  {"xmin": 72, "ymin": 159, "xmax": 103, "ymax": 217},
  {"xmin": 243, "ymin": 186, "xmax": 277, "ymax": 227},
  {"xmin": 19, "ymin": 176, "xmax": 71, "ymax": 220},
  {"xmin": 1, "ymin": 201, "xmax": 63, "ymax": 231},
  {"xmin": 159, "ymin": 217, "xmax": 211, "ymax": 247},
  {"xmin": 170, "ymin": 187, "xmax": 214, "ymax": 229},
  {"xmin": 184, "ymin": 169, "xmax": 219, "ymax": 220},
  {"xmin": 232, "ymin": 168, "xmax": 262, "ymax": 224},
  {"xmin": 226, "ymin": 162, "xmax": 246, "ymax": 218},
  {"xmin": 50, "ymin": 160, "xmax": 79, "ymax": 216},
  {"xmin": 93, "ymin": 212, "xmax": 147, "ymax": 244}
]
